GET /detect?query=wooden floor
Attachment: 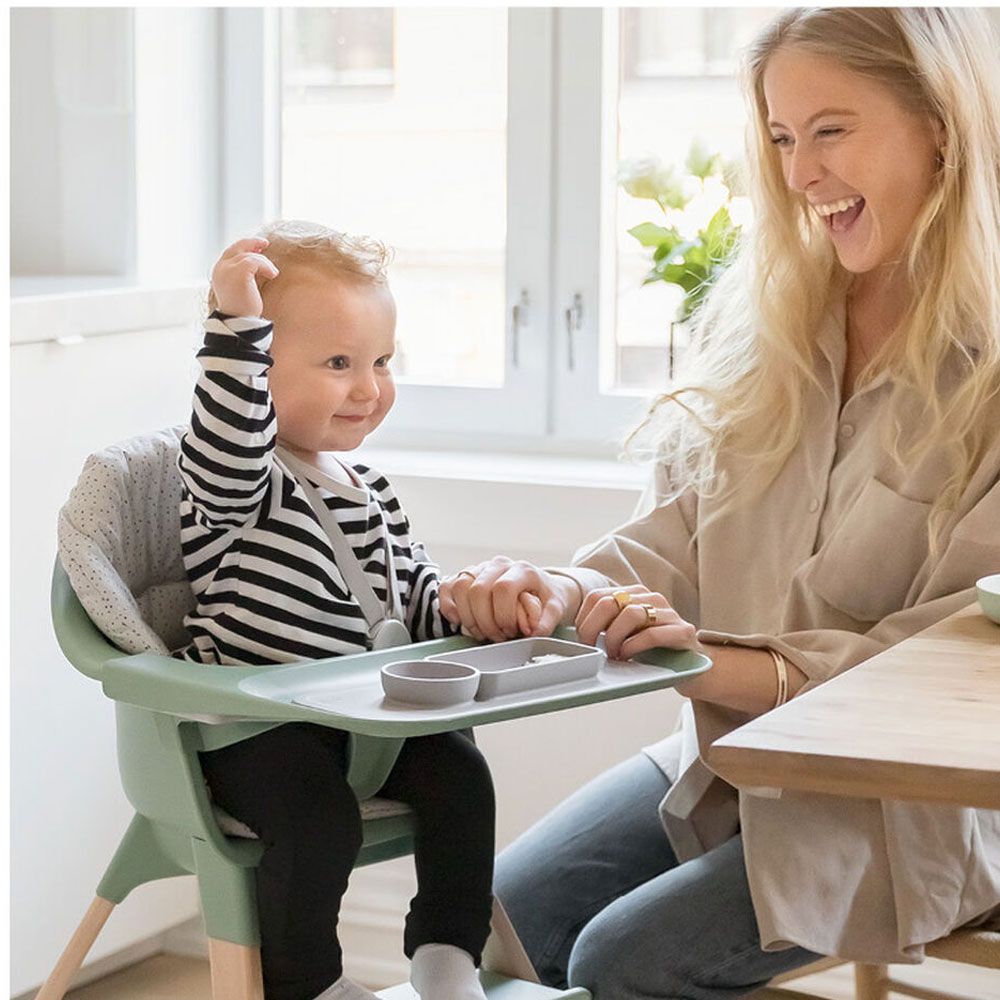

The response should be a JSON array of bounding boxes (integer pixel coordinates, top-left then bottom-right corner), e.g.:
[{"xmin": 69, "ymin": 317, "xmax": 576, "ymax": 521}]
[{"xmin": 63, "ymin": 952, "xmax": 1000, "ymax": 1000}]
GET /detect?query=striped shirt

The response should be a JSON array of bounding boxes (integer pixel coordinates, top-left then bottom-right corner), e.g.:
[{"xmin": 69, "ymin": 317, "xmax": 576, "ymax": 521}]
[{"xmin": 177, "ymin": 313, "xmax": 454, "ymax": 666}]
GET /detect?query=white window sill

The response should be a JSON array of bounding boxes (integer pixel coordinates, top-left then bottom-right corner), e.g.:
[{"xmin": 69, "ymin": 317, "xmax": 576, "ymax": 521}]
[
  {"xmin": 361, "ymin": 445, "xmax": 649, "ymax": 493},
  {"xmin": 10, "ymin": 283, "xmax": 206, "ymax": 345}
]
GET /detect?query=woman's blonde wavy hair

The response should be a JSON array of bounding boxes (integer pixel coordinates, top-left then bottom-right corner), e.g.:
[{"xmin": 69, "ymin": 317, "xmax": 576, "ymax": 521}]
[{"xmin": 627, "ymin": 7, "xmax": 1000, "ymax": 547}]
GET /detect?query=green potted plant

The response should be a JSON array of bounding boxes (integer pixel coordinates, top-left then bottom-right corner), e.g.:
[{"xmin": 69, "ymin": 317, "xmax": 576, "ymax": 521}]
[{"xmin": 618, "ymin": 141, "xmax": 748, "ymax": 375}]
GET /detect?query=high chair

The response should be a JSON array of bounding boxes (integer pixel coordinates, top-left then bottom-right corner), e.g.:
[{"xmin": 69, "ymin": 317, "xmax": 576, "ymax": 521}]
[{"xmin": 40, "ymin": 427, "xmax": 586, "ymax": 1000}]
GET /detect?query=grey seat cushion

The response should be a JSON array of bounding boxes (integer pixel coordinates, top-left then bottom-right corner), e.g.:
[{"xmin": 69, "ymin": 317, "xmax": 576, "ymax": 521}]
[{"xmin": 57, "ymin": 424, "xmax": 195, "ymax": 655}]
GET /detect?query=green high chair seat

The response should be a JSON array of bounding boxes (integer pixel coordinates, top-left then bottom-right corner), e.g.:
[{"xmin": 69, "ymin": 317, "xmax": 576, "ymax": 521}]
[{"xmin": 39, "ymin": 428, "xmax": 569, "ymax": 1000}]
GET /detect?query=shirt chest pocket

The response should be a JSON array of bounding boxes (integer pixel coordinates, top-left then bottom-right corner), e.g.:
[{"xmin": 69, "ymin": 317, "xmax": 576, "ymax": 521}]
[{"xmin": 806, "ymin": 477, "xmax": 931, "ymax": 622}]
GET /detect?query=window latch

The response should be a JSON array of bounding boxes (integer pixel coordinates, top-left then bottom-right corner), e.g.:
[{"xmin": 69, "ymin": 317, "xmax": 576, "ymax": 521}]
[
  {"xmin": 511, "ymin": 289, "xmax": 530, "ymax": 368},
  {"xmin": 565, "ymin": 292, "xmax": 583, "ymax": 371}
]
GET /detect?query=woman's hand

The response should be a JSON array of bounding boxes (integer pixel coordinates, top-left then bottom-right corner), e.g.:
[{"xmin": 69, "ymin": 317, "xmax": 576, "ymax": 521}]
[
  {"xmin": 577, "ymin": 587, "xmax": 797, "ymax": 709},
  {"xmin": 211, "ymin": 237, "xmax": 280, "ymax": 318},
  {"xmin": 575, "ymin": 585, "xmax": 703, "ymax": 662},
  {"xmin": 439, "ymin": 557, "xmax": 579, "ymax": 642}
]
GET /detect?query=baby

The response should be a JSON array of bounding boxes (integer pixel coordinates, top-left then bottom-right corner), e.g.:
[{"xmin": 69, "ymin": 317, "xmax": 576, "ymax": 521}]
[{"xmin": 178, "ymin": 221, "xmax": 495, "ymax": 1000}]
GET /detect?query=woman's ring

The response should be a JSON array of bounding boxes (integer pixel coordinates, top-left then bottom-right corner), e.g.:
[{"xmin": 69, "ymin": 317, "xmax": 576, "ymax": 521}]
[
  {"xmin": 613, "ymin": 590, "xmax": 633, "ymax": 610},
  {"xmin": 457, "ymin": 571, "xmax": 477, "ymax": 582},
  {"xmin": 638, "ymin": 603, "xmax": 658, "ymax": 627}
]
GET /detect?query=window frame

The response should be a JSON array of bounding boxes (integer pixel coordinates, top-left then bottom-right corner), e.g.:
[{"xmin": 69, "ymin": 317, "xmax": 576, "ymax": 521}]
[
  {"xmin": 221, "ymin": 7, "xmax": 654, "ymax": 456},
  {"xmin": 549, "ymin": 8, "xmax": 652, "ymax": 449},
  {"xmin": 223, "ymin": 7, "xmax": 558, "ymax": 441}
]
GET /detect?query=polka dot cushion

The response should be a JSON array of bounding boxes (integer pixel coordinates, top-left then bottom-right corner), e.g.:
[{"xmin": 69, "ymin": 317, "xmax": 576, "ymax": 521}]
[{"xmin": 57, "ymin": 424, "xmax": 195, "ymax": 655}]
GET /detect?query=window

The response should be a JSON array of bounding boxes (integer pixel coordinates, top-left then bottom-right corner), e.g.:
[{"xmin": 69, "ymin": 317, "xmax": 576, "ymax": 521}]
[
  {"xmin": 12, "ymin": 7, "xmax": 228, "ymax": 296},
  {"xmin": 17, "ymin": 9, "xmax": 1000, "ymax": 447},
  {"xmin": 621, "ymin": 8, "xmax": 780, "ymax": 79},
  {"xmin": 281, "ymin": 8, "xmax": 507, "ymax": 390},
  {"xmin": 283, "ymin": 8, "xmax": 395, "ymax": 93},
  {"xmin": 224, "ymin": 8, "xmax": 787, "ymax": 450},
  {"xmin": 11, "ymin": 8, "xmax": 137, "ymax": 292},
  {"xmin": 270, "ymin": 8, "xmax": 551, "ymax": 438}
]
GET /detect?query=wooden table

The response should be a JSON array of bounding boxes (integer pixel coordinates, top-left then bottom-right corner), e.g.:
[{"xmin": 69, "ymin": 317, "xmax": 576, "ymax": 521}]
[{"xmin": 707, "ymin": 603, "xmax": 1000, "ymax": 810}]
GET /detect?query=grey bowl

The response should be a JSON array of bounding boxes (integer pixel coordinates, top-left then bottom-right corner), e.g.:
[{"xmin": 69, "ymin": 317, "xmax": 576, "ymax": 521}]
[
  {"xmin": 380, "ymin": 659, "xmax": 481, "ymax": 706},
  {"xmin": 976, "ymin": 574, "xmax": 1000, "ymax": 625}
]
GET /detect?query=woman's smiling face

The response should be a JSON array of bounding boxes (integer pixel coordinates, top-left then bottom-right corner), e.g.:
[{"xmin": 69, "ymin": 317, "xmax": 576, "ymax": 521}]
[{"xmin": 763, "ymin": 47, "xmax": 942, "ymax": 275}]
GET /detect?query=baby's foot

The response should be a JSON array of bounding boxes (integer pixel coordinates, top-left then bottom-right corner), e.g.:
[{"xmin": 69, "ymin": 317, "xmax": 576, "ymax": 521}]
[
  {"xmin": 411, "ymin": 944, "xmax": 489, "ymax": 1000},
  {"xmin": 314, "ymin": 975, "xmax": 381, "ymax": 1000}
]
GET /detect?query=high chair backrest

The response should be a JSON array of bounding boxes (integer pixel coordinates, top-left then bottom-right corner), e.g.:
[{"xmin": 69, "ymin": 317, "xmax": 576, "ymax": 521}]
[
  {"xmin": 57, "ymin": 425, "xmax": 195, "ymax": 662},
  {"xmin": 54, "ymin": 426, "xmax": 244, "ymax": 843}
]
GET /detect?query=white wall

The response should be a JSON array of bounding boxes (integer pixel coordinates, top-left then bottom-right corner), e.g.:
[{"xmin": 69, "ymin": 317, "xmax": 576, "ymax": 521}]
[{"xmin": 9, "ymin": 318, "xmax": 204, "ymax": 997}]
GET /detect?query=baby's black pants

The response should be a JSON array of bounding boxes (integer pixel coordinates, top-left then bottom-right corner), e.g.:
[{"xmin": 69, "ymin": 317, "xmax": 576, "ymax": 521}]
[{"xmin": 200, "ymin": 723, "xmax": 496, "ymax": 1000}]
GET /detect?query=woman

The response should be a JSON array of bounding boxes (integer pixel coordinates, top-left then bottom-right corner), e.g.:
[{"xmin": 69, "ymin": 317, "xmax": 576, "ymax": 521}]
[{"xmin": 440, "ymin": 8, "xmax": 1000, "ymax": 998}]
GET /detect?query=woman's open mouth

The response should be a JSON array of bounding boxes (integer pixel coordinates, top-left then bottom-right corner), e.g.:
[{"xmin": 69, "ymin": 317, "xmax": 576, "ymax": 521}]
[{"xmin": 816, "ymin": 195, "xmax": 866, "ymax": 235}]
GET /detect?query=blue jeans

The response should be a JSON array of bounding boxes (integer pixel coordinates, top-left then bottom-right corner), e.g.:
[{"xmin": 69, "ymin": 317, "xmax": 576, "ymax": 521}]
[{"xmin": 495, "ymin": 754, "xmax": 821, "ymax": 1000}]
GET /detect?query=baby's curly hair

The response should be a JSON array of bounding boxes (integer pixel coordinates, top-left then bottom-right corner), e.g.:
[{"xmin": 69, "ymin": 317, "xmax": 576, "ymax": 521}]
[{"xmin": 208, "ymin": 219, "xmax": 394, "ymax": 312}]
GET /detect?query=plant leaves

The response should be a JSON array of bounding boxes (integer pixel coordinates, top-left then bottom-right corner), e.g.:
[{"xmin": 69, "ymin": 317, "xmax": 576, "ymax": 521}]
[
  {"xmin": 630, "ymin": 143, "xmax": 744, "ymax": 322},
  {"xmin": 628, "ymin": 222, "xmax": 683, "ymax": 249},
  {"xmin": 685, "ymin": 139, "xmax": 721, "ymax": 180},
  {"xmin": 700, "ymin": 206, "xmax": 739, "ymax": 260},
  {"xmin": 657, "ymin": 182, "xmax": 689, "ymax": 210}
]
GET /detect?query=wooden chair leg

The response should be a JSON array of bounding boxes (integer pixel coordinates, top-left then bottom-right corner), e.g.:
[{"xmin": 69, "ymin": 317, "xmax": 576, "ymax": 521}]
[
  {"xmin": 208, "ymin": 938, "xmax": 264, "ymax": 1000},
  {"xmin": 481, "ymin": 896, "xmax": 539, "ymax": 983},
  {"xmin": 855, "ymin": 962, "xmax": 890, "ymax": 1000},
  {"xmin": 35, "ymin": 896, "xmax": 115, "ymax": 1000}
]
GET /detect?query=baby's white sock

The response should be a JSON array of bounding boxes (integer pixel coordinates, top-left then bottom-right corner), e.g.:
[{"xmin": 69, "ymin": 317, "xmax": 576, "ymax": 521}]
[
  {"xmin": 314, "ymin": 975, "xmax": 381, "ymax": 1000},
  {"xmin": 410, "ymin": 944, "xmax": 488, "ymax": 1000}
]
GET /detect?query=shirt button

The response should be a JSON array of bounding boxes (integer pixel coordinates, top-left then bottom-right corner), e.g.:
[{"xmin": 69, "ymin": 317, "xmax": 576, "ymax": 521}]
[
  {"xmin": 808, "ymin": 498, "xmax": 820, "ymax": 513},
  {"xmin": 841, "ymin": 423, "xmax": 855, "ymax": 438}
]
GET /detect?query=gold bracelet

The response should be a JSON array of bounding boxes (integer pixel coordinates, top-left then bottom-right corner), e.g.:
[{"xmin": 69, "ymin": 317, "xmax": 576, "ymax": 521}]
[{"xmin": 769, "ymin": 648, "xmax": 789, "ymax": 710}]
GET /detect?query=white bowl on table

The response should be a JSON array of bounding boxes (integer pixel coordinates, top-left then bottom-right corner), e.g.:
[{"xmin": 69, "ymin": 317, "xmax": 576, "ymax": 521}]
[{"xmin": 976, "ymin": 574, "xmax": 1000, "ymax": 625}]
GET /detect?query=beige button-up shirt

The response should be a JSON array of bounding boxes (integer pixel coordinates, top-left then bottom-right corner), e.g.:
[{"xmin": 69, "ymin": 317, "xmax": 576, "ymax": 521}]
[{"xmin": 558, "ymin": 301, "xmax": 1000, "ymax": 964}]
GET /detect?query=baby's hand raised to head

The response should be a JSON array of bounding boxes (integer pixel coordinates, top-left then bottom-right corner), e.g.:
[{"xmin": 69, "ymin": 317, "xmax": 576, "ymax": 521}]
[{"xmin": 211, "ymin": 237, "xmax": 280, "ymax": 318}]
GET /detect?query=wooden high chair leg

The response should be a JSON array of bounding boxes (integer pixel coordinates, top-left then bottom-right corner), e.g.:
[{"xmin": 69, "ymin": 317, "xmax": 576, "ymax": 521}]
[
  {"xmin": 208, "ymin": 938, "xmax": 264, "ymax": 1000},
  {"xmin": 35, "ymin": 896, "xmax": 116, "ymax": 1000},
  {"xmin": 855, "ymin": 962, "xmax": 890, "ymax": 1000},
  {"xmin": 482, "ymin": 896, "xmax": 540, "ymax": 984}
]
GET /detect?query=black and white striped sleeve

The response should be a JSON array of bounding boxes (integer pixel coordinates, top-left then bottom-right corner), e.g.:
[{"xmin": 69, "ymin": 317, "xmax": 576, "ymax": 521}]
[
  {"xmin": 405, "ymin": 541, "xmax": 459, "ymax": 642},
  {"xmin": 178, "ymin": 312, "xmax": 277, "ymax": 529}
]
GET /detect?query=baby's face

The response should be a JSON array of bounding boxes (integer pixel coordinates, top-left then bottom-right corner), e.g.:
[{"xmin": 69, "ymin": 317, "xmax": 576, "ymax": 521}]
[{"xmin": 264, "ymin": 269, "xmax": 397, "ymax": 458}]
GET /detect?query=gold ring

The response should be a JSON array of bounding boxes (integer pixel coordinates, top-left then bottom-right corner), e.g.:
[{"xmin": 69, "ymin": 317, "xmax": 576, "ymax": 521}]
[
  {"xmin": 612, "ymin": 590, "xmax": 632, "ymax": 610},
  {"xmin": 638, "ymin": 603, "xmax": 658, "ymax": 627},
  {"xmin": 457, "ymin": 570, "xmax": 477, "ymax": 582}
]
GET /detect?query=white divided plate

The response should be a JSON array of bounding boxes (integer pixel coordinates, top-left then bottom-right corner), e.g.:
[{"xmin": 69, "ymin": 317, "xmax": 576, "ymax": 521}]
[{"xmin": 429, "ymin": 637, "xmax": 605, "ymax": 700}]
